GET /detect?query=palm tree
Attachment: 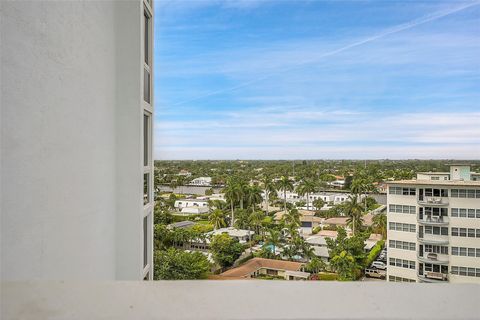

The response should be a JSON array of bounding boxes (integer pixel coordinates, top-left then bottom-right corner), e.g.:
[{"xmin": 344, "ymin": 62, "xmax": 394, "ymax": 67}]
[
  {"xmin": 372, "ymin": 213, "xmax": 387, "ymax": 239},
  {"xmin": 351, "ymin": 178, "xmax": 374, "ymax": 213},
  {"xmin": 297, "ymin": 179, "xmax": 316, "ymax": 211},
  {"xmin": 282, "ymin": 245, "xmax": 298, "ymax": 261},
  {"xmin": 284, "ymin": 208, "xmax": 301, "ymax": 226},
  {"xmin": 245, "ymin": 184, "xmax": 263, "ymax": 211},
  {"xmin": 249, "ymin": 210, "xmax": 265, "ymax": 235},
  {"xmin": 300, "ymin": 239, "xmax": 315, "ymax": 260},
  {"xmin": 223, "ymin": 177, "xmax": 241, "ymax": 227},
  {"xmin": 169, "ymin": 179, "xmax": 179, "ymax": 193},
  {"xmin": 306, "ymin": 256, "xmax": 325, "ymax": 274},
  {"xmin": 344, "ymin": 195, "xmax": 364, "ymax": 235},
  {"xmin": 209, "ymin": 209, "xmax": 226, "ymax": 230},
  {"xmin": 237, "ymin": 179, "xmax": 249, "ymax": 210},
  {"xmin": 276, "ymin": 176, "xmax": 294, "ymax": 213},
  {"xmin": 233, "ymin": 209, "xmax": 249, "ymax": 230},
  {"xmin": 350, "ymin": 178, "xmax": 365, "ymax": 195},
  {"xmin": 261, "ymin": 174, "xmax": 277, "ymax": 215},
  {"xmin": 265, "ymin": 229, "xmax": 282, "ymax": 257}
]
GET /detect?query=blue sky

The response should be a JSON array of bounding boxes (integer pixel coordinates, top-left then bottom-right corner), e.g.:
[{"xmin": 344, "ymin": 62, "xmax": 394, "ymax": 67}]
[{"xmin": 154, "ymin": 0, "xmax": 480, "ymax": 160}]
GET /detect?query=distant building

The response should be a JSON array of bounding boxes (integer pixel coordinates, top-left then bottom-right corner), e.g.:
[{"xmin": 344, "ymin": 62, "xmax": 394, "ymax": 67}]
[
  {"xmin": 329, "ymin": 179, "xmax": 345, "ymax": 188},
  {"xmin": 180, "ymin": 207, "xmax": 209, "ymax": 215},
  {"xmin": 387, "ymin": 164, "xmax": 480, "ymax": 283},
  {"xmin": 174, "ymin": 199, "xmax": 209, "ymax": 209},
  {"xmin": 189, "ymin": 177, "xmax": 212, "ymax": 186},
  {"xmin": 207, "ymin": 227, "xmax": 254, "ymax": 244},
  {"xmin": 306, "ymin": 233, "xmax": 382, "ymax": 260},
  {"xmin": 178, "ymin": 170, "xmax": 192, "ymax": 177},
  {"xmin": 209, "ymin": 193, "xmax": 226, "ymax": 202}
]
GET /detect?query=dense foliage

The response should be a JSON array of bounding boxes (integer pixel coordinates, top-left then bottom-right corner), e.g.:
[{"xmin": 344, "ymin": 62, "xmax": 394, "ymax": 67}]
[
  {"xmin": 210, "ymin": 234, "xmax": 245, "ymax": 268},
  {"xmin": 154, "ymin": 248, "xmax": 211, "ymax": 280}
]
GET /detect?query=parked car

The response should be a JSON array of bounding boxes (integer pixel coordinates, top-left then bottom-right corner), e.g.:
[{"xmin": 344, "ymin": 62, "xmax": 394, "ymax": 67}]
[
  {"xmin": 365, "ymin": 268, "xmax": 386, "ymax": 279},
  {"xmin": 371, "ymin": 261, "xmax": 387, "ymax": 270}
]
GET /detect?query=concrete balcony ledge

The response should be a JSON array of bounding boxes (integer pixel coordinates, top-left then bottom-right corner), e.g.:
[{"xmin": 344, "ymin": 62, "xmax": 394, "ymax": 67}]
[
  {"xmin": 417, "ymin": 198, "xmax": 449, "ymax": 206},
  {"xmin": 1, "ymin": 281, "xmax": 480, "ymax": 320},
  {"xmin": 417, "ymin": 216, "xmax": 449, "ymax": 226}
]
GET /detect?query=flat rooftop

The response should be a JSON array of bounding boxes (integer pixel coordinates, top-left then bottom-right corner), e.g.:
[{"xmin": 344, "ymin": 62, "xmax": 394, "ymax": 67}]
[{"xmin": 387, "ymin": 180, "xmax": 480, "ymax": 187}]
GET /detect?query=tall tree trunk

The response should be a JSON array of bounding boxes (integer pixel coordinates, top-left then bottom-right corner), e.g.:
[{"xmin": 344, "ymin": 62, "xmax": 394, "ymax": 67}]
[
  {"xmin": 307, "ymin": 192, "xmax": 310, "ymax": 211},
  {"xmin": 231, "ymin": 200, "xmax": 234, "ymax": 227},
  {"xmin": 284, "ymin": 190, "xmax": 287, "ymax": 213},
  {"xmin": 265, "ymin": 191, "xmax": 269, "ymax": 215}
]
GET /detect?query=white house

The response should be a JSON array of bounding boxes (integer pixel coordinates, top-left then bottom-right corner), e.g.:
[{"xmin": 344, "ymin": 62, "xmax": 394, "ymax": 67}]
[
  {"xmin": 207, "ymin": 227, "xmax": 254, "ymax": 243},
  {"xmin": 174, "ymin": 199, "xmax": 209, "ymax": 210},
  {"xmin": 180, "ymin": 206, "xmax": 209, "ymax": 215},
  {"xmin": 190, "ymin": 177, "xmax": 212, "ymax": 186}
]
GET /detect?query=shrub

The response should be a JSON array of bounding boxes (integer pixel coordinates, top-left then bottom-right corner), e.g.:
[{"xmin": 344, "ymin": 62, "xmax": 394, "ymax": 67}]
[
  {"xmin": 322, "ymin": 225, "xmax": 338, "ymax": 231},
  {"xmin": 154, "ymin": 248, "xmax": 211, "ymax": 280},
  {"xmin": 317, "ymin": 272, "xmax": 339, "ymax": 281},
  {"xmin": 365, "ymin": 240, "xmax": 385, "ymax": 267}
]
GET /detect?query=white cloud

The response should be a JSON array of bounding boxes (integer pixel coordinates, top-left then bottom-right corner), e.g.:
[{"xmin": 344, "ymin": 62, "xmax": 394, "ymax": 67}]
[{"xmin": 154, "ymin": 111, "xmax": 480, "ymax": 159}]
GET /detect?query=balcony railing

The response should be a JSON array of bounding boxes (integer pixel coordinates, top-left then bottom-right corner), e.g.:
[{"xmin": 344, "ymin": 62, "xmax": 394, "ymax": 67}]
[
  {"xmin": 418, "ymin": 272, "xmax": 449, "ymax": 283},
  {"xmin": 417, "ymin": 233, "xmax": 449, "ymax": 245},
  {"xmin": 417, "ymin": 215, "xmax": 449, "ymax": 226},
  {"xmin": 417, "ymin": 253, "xmax": 449, "ymax": 265},
  {"xmin": 417, "ymin": 197, "xmax": 449, "ymax": 206}
]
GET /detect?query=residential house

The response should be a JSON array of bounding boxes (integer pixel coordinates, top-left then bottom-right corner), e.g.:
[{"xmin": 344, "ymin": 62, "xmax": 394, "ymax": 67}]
[{"xmin": 217, "ymin": 258, "xmax": 309, "ymax": 280}]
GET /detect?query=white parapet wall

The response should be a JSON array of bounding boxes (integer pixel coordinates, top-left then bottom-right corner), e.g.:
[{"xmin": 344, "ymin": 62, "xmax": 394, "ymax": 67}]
[{"xmin": 1, "ymin": 281, "xmax": 479, "ymax": 320}]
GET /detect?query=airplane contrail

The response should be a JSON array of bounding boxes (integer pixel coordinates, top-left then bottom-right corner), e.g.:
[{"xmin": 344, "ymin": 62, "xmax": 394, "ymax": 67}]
[{"xmin": 172, "ymin": 1, "xmax": 480, "ymax": 106}]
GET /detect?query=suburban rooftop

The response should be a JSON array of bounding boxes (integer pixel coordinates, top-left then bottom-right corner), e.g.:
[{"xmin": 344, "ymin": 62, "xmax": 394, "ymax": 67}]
[{"xmin": 218, "ymin": 258, "xmax": 305, "ymax": 279}]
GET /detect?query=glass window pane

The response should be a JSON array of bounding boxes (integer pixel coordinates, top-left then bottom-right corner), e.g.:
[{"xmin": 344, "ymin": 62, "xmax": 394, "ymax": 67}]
[
  {"xmin": 144, "ymin": 69, "xmax": 151, "ymax": 103},
  {"xmin": 143, "ymin": 114, "xmax": 149, "ymax": 166},
  {"xmin": 144, "ymin": 173, "xmax": 150, "ymax": 205},
  {"xmin": 144, "ymin": 12, "xmax": 149, "ymax": 65},
  {"xmin": 143, "ymin": 215, "xmax": 148, "ymax": 268}
]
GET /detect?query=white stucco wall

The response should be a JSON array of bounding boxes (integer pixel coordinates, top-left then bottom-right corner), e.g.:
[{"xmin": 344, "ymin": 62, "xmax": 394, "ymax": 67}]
[{"xmin": 1, "ymin": 1, "xmax": 146, "ymax": 280}]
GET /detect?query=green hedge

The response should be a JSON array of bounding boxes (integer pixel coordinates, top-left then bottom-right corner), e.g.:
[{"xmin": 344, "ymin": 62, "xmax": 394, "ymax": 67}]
[
  {"xmin": 171, "ymin": 214, "xmax": 209, "ymax": 222},
  {"xmin": 317, "ymin": 272, "xmax": 338, "ymax": 281},
  {"xmin": 365, "ymin": 240, "xmax": 385, "ymax": 267}
]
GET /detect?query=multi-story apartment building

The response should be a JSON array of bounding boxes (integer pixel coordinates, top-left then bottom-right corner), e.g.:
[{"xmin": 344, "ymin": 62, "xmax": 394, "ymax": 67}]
[
  {"xmin": 387, "ymin": 165, "xmax": 480, "ymax": 283},
  {"xmin": 1, "ymin": 0, "xmax": 154, "ymax": 280}
]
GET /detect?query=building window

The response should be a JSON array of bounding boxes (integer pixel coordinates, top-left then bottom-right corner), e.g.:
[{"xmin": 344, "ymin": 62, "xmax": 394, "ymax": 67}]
[
  {"xmin": 143, "ymin": 215, "xmax": 148, "ymax": 268},
  {"xmin": 389, "ymin": 240, "xmax": 415, "ymax": 251},
  {"xmin": 389, "ymin": 222, "xmax": 416, "ymax": 233},
  {"xmin": 422, "ymin": 207, "xmax": 448, "ymax": 217},
  {"xmin": 451, "ymin": 266, "xmax": 480, "ymax": 277},
  {"xmin": 451, "ymin": 208, "xmax": 480, "ymax": 218},
  {"xmin": 144, "ymin": 173, "xmax": 150, "ymax": 205},
  {"xmin": 424, "ymin": 244, "xmax": 448, "ymax": 255},
  {"xmin": 390, "ymin": 187, "xmax": 416, "ymax": 195},
  {"xmin": 451, "ymin": 247, "xmax": 480, "ymax": 257},
  {"xmin": 451, "ymin": 227, "xmax": 480, "ymax": 238},
  {"xmin": 389, "ymin": 204, "xmax": 416, "ymax": 214},
  {"xmin": 143, "ymin": 113, "xmax": 150, "ymax": 167},
  {"xmin": 389, "ymin": 275, "xmax": 416, "ymax": 282},
  {"xmin": 389, "ymin": 258, "xmax": 415, "ymax": 270},
  {"xmin": 424, "ymin": 226, "xmax": 448, "ymax": 236},
  {"xmin": 451, "ymin": 189, "xmax": 480, "ymax": 198},
  {"xmin": 144, "ymin": 12, "xmax": 150, "ymax": 65},
  {"xmin": 144, "ymin": 69, "xmax": 151, "ymax": 103}
]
